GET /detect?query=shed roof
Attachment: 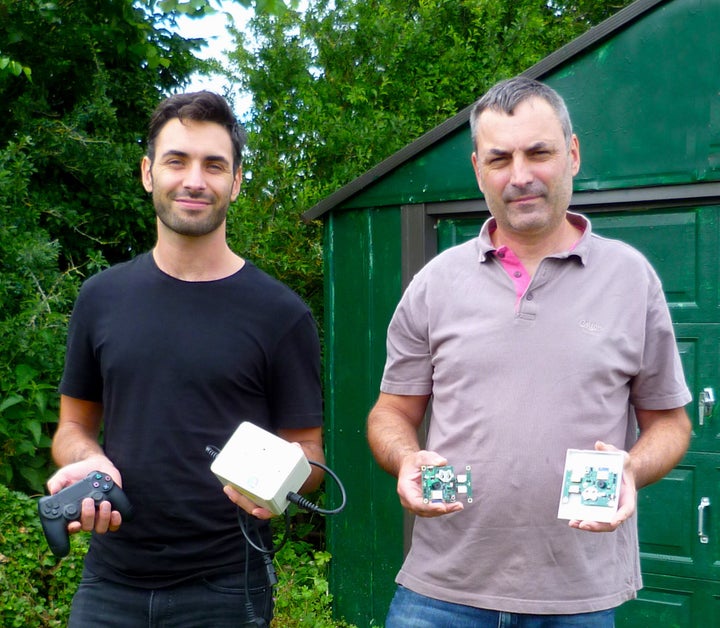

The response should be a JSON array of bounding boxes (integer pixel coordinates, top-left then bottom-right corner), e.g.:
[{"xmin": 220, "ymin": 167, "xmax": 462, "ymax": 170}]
[{"xmin": 302, "ymin": 0, "xmax": 667, "ymax": 221}]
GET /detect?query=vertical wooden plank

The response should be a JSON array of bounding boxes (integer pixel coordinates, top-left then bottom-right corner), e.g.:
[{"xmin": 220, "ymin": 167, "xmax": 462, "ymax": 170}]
[{"xmin": 325, "ymin": 207, "xmax": 404, "ymax": 626}]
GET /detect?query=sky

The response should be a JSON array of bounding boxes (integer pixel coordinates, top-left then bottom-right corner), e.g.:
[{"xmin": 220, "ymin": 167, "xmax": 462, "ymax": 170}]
[{"xmin": 174, "ymin": 2, "xmax": 253, "ymax": 113}]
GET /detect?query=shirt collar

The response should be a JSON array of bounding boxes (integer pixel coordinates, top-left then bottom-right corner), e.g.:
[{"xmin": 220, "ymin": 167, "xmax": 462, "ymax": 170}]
[{"xmin": 477, "ymin": 212, "xmax": 592, "ymax": 265}]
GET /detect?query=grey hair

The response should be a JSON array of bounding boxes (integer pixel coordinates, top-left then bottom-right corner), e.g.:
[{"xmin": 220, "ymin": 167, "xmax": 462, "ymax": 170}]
[{"xmin": 469, "ymin": 76, "xmax": 573, "ymax": 148}]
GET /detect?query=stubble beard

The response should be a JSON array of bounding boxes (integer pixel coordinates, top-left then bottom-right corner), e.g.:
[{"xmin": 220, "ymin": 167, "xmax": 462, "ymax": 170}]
[
  {"xmin": 498, "ymin": 179, "xmax": 572, "ymax": 236},
  {"xmin": 154, "ymin": 191, "xmax": 229, "ymax": 237}
]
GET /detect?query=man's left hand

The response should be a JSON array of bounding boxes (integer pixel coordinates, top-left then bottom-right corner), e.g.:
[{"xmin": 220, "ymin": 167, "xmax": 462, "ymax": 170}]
[{"xmin": 568, "ymin": 441, "xmax": 636, "ymax": 533}]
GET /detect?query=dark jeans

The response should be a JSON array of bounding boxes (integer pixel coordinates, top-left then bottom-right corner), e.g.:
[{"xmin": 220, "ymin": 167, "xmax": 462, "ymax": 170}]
[
  {"xmin": 68, "ymin": 566, "xmax": 273, "ymax": 627},
  {"xmin": 386, "ymin": 586, "xmax": 615, "ymax": 628}
]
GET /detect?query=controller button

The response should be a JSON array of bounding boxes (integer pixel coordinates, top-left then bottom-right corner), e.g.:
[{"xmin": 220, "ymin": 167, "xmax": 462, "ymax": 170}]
[
  {"xmin": 92, "ymin": 481, "xmax": 101, "ymax": 488},
  {"xmin": 64, "ymin": 504, "xmax": 79, "ymax": 518}
]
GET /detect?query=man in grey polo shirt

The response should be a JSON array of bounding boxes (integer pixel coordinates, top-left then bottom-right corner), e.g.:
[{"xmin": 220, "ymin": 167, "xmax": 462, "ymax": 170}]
[{"xmin": 367, "ymin": 76, "xmax": 692, "ymax": 628}]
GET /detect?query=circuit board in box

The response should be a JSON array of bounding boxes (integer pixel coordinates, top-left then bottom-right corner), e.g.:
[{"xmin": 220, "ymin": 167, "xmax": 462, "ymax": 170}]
[
  {"xmin": 421, "ymin": 465, "xmax": 472, "ymax": 504},
  {"xmin": 562, "ymin": 465, "xmax": 619, "ymax": 508},
  {"xmin": 557, "ymin": 449, "xmax": 624, "ymax": 523}
]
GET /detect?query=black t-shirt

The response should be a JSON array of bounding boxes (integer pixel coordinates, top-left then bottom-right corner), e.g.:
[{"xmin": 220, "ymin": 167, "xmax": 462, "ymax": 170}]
[{"xmin": 60, "ymin": 252, "xmax": 322, "ymax": 587}]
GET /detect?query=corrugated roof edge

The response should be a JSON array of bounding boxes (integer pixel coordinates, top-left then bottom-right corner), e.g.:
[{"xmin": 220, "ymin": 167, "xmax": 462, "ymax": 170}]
[{"xmin": 301, "ymin": 0, "xmax": 668, "ymax": 222}]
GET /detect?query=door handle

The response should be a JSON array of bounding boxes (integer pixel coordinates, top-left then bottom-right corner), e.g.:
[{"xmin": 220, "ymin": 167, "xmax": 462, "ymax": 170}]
[
  {"xmin": 698, "ymin": 387, "xmax": 715, "ymax": 426},
  {"xmin": 698, "ymin": 497, "xmax": 711, "ymax": 544}
]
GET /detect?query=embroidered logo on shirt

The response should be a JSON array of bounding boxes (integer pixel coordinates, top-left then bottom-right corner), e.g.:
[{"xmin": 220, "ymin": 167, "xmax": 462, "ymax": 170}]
[{"xmin": 579, "ymin": 319, "xmax": 604, "ymax": 333}]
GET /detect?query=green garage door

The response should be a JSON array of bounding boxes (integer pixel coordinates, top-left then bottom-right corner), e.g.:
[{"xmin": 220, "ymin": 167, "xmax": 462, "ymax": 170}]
[{"xmin": 437, "ymin": 205, "xmax": 720, "ymax": 628}]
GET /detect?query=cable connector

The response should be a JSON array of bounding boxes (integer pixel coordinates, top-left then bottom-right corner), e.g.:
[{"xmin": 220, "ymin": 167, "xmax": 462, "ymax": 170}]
[
  {"xmin": 284, "ymin": 460, "xmax": 347, "ymax": 515},
  {"xmin": 261, "ymin": 551, "xmax": 278, "ymax": 586},
  {"xmin": 286, "ymin": 492, "xmax": 316, "ymax": 512}
]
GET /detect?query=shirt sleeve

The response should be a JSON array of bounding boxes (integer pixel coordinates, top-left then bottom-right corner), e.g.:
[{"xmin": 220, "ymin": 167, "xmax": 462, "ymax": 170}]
[
  {"xmin": 58, "ymin": 282, "xmax": 104, "ymax": 403},
  {"xmin": 630, "ymin": 279, "xmax": 692, "ymax": 410},
  {"xmin": 380, "ymin": 277, "xmax": 434, "ymax": 396},
  {"xmin": 268, "ymin": 310, "xmax": 323, "ymax": 429}
]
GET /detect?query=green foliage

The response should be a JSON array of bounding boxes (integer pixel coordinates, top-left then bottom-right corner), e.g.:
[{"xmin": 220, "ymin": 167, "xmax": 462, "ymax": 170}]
[
  {"xmin": 0, "ymin": 485, "xmax": 354, "ymax": 627},
  {"xmin": 271, "ymin": 519, "xmax": 357, "ymax": 627},
  {"xmin": 0, "ymin": 56, "xmax": 31, "ymax": 81},
  {"xmin": 0, "ymin": 484, "xmax": 88, "ymax": 628},
  {"xmin": 0, "ymin": 137, "xmax": 78, "ymax": 494},
  {"xmin": 152, "ymin": 0, "xmax": 299, "ymax": 16}
]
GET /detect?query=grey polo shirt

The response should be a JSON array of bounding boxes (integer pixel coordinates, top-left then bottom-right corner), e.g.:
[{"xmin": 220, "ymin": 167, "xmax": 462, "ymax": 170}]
[{"xmin": 381, "ymin": 213, "xmax": 691, "ymax": 614}]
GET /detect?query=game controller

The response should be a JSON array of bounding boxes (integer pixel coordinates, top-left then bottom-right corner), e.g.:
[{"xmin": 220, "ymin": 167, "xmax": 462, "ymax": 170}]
[{"xmin": 38, "ymin": 470, "xmax": 134, "ymax": 557}]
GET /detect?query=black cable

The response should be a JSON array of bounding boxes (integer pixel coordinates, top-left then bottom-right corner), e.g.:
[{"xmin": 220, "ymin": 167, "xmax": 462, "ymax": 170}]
[
  {"xmin": 237, "ymin": 508, "xmax": 291, "ymax": 557},
  {"xmin": 204, "ymin": 444, "xmax": 347, "ymax": 621},
  {"xmin": 286, "ymin": 459, "xmax": 347, "ymax": 515},
  {"xmin": 207, "ymin": 443, "xmax": 269, "ymax": 626}
]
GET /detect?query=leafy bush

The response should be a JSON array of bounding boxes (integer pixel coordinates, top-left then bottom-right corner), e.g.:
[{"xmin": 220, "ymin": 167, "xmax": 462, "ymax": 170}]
[
  {"xmin": 0, "ymin": 484, "xmax": 88, "ymax": 628},
  {"xmin": 0, "ymin": 484, "xmax": 354, "ymax": 627},
  {"xmin": 0, "ymin": 138, "xmax": 80, "ymax": 495},
  {"xmin": 271, "ymin": 520, "xmax": 357, "ymax": 627}
]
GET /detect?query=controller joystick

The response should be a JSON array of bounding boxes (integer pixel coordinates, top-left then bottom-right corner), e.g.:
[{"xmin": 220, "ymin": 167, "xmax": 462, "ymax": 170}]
[{"xmin": 38, "ymin": 471, "xmax": 134, "ymax": 557}]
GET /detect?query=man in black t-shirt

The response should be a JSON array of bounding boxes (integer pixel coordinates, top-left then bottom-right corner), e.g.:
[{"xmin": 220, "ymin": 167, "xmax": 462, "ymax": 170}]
[{"xmin": 47, "ymin": 91, "xmax": 324, "ymax": 627}]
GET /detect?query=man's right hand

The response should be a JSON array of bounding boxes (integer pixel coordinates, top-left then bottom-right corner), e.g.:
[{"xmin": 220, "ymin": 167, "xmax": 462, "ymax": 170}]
[
  {"xmin": 46, "ymin": 456, "xmax": 124, "ymax": 535},
  {"xmin": 397, "ymin": 450, "xmax": 464, "ymax": 518}
]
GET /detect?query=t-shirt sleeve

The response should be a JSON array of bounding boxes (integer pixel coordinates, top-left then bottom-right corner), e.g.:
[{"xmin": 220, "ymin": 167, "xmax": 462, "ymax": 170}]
[
  {"xmin": 268, "ymin": 310, "xmax": 323, "ymax": 429},
  {"xmin": 380, "ymin": 278, "xmax": 434, "ymax": 396},
  {"xmin": 58, "ymin": 283, "xmax": 104, "ymax": 402},
  {"xmin": 630, "ymin": 280, "xmax": 692, "ymax": 410}
]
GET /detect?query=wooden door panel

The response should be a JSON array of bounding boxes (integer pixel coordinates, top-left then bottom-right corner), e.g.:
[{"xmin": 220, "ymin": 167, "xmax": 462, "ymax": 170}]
[
  {"xmin": 674, "ymin": 325, "xmax": 719, "ymax": 454},
  {"xmin": 638, "ymin": 452, "xmax": 720, "ymax": 582},
  {"xmin": 638, "ymin": 467, "xmax": 696, "ymax": 570},
  {"xmin": 618, "ymin": 573, "xmax": 720, "ymax": 628},
  {"xmin": 590, "ymin": 210, "xmax": 699, "ymax": 308}
]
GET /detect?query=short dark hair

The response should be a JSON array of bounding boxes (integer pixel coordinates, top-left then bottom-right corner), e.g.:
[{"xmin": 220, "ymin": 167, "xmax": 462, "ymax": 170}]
[
  {"xmin": 470, "ymin": 76, "xmax": 573, "ymax": 149},
  {"xmin": 146, "ymin": 91, "xmax": 246, "ymax": 173}
]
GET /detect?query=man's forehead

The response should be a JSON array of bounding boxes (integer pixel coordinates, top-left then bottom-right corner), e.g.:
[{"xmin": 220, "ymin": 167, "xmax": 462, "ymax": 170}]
[
  {"xmin": 156, "ymin": 118, "xmax": 233, "ymax": 155},
  {"xmin": 476, "ymin": 99, "xmax": 564, "ymax": 146}
]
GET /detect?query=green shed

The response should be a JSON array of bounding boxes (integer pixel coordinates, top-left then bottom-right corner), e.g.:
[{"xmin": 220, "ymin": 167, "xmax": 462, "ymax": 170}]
[{"xmin": 303, "ymin": 0, "xmax": 720, "ymax": 625}]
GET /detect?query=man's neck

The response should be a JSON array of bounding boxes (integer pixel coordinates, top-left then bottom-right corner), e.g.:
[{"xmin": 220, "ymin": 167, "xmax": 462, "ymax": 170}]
[
  {"xmin": 153, "ymin": 230, "xmax": 244, "ymax": 282},
  {"xmin": 491, "ymin": 218, "xmax": 582, "ymax": 277}
]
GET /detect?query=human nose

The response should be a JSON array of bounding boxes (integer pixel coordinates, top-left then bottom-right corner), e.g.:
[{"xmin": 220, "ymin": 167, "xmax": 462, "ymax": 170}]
[
  {"xmin": 183, "ymin": 162, "xmax": 207, "ymax": 191},
  {"xmin": 509, "ymin": 155, "xmax": 533, "ymax": 187}
]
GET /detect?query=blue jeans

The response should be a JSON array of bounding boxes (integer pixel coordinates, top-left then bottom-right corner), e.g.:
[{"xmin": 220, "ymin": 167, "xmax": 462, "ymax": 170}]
[
  {"xmin": 68, "ymin": 566, "xmax": 273, "ymax": 627},
  {"xmin": 386, "ymin": 586, "xmax": 615, "ymax": 628}
]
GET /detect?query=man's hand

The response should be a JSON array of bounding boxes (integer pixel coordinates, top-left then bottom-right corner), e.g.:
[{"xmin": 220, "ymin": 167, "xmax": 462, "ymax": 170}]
[
  {"xmin": 46, "ymin": 456, "xmax": 124, "ymax": 535},
  {"xmin": 222, "ymin": 485, "xmax": 276, "ymax": 520},
  {"xmin": 397, "ymin": 450, "xmax": 464, "ymax": 517},
  {"xmin": 568, "ymin": 441, "xmax": 636, "ymax": 533}
]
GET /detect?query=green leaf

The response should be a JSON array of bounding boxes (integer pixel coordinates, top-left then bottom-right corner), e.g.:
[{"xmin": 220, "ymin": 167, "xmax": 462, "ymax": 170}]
[
  {"xmin": 15, "ymin": 364, "xmax": 38, "ymax": 389},
  {"xmin": 0, "ymin": 395, "xmax": 23, "ymax": 414}
]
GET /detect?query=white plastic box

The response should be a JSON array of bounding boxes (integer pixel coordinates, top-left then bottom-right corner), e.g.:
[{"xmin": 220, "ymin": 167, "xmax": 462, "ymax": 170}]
[{"xmin": 211, "ymin": 421, "xmax": 311, "ymax": 515}]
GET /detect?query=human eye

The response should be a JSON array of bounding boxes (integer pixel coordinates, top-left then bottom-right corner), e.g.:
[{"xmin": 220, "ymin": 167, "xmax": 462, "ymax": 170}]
[
  {"xmin": 162, "ymin": 154, "xmax": 186, "ymax": 168},
  {"xmin": 486, "ymin": 154, "xmax": 509, "ymax": 167},
  {"xmin": 529, "ymin": 145, "xmax": 555, "ymax": 160},
  {"xmin": 205, "ymin": 159, "xmax": 230, "ymax": 174}
]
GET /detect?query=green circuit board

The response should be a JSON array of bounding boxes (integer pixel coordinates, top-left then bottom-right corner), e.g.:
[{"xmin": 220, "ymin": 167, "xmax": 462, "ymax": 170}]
[
  {"xmin": 561, "ymin": 465, "xmax": 619, "ymax": 508},
  {"xmin": 421, "ymin": 465, "xmax": 473, "ymax": 504}
]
